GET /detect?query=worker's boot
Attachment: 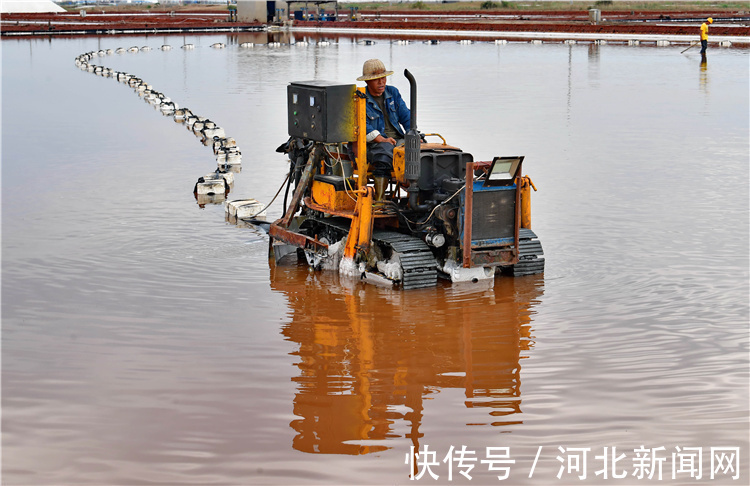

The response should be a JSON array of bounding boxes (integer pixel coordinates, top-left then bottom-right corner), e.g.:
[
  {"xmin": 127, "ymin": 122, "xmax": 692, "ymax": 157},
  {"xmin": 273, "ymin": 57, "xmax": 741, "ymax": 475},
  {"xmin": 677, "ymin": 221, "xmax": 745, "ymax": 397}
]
[{"xmin": 373, "ymin": 176, "xmax": 388, "ymax": 203}]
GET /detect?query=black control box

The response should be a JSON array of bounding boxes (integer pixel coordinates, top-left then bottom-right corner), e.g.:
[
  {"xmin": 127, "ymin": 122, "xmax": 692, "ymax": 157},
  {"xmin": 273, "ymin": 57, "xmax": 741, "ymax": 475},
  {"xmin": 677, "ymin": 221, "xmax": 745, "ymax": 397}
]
[{"xmin": 287, "ymin": 81, "xmax": 356, "ymax": 143}]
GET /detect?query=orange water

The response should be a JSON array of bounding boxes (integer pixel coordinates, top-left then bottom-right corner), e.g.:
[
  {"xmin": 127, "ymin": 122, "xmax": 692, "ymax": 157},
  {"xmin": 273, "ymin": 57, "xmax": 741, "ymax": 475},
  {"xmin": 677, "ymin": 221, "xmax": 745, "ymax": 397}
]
[{"xmin": 2, "ymin": 33, "xmax": 748, "ymax": 484}]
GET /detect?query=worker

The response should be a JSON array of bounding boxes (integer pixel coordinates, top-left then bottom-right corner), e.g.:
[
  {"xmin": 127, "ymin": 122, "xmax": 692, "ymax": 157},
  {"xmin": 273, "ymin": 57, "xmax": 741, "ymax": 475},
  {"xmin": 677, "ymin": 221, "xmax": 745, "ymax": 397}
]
[
  {"xmin": 700, "ymin": 17, "xmax": 713, "ymax": 54},
  {"xmin": 356, "ymin": 59, "xmax": 411, "ymax": 201}
]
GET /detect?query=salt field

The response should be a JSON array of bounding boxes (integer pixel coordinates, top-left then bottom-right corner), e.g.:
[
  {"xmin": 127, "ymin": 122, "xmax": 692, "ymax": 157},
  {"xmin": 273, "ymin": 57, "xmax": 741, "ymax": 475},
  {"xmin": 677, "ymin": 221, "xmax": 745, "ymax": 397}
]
[{"xmin": 2, "ymin": 33, "xmax": 749, "ymax": 484}]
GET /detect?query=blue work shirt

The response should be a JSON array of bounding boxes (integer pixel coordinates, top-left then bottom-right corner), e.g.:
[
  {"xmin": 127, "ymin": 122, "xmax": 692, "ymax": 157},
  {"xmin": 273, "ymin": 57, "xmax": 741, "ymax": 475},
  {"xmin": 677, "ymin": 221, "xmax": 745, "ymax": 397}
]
[{"xmin": 364, "ymin": 85, "xmax": 411, "ymax": 142}]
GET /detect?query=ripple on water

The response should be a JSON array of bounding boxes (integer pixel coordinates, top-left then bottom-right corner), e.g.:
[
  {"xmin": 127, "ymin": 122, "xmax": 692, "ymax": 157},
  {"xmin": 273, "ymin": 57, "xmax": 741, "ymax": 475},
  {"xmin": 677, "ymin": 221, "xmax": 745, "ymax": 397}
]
[{"xmin": 2, "ymin": 36, "xmax": 747, "ymax": 485}]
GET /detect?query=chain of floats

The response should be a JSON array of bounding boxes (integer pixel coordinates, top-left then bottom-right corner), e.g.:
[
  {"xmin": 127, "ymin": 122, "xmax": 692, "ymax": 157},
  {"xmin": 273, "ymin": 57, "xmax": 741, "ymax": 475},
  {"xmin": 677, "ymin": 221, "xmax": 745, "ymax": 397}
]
[
  {"xmin": 67, "ymin": 39, "xmax": 526, "ymax": 212},
  {"xmin": 73, "ymin": 43, "xmax": 243, "ymax": 204},
  {"xmin": 69, "ymin": 38, "xmax": 520, "ymax": 189},
  {"xmin": 68, "ymin": 39, "xmax": 473, "ymax": 215}
]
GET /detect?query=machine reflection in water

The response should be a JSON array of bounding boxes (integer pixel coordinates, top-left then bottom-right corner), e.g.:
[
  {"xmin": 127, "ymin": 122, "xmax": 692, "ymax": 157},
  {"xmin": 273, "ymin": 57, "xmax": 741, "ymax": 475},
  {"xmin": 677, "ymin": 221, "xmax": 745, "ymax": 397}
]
[{"xmin": 271, "ymin": 261, "xmax": 544, "ymax": 455}]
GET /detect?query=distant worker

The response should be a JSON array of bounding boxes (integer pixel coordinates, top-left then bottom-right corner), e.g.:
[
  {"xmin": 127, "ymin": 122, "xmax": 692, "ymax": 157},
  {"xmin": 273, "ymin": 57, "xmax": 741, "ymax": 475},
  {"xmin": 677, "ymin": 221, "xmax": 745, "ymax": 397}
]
[
  {"xmin": 357, "ymin": 59, "xmax": 411, "ymax": 201},
  {"xmin": 700, "ymin": 17, "xmax": 713, "ymax": 54}
]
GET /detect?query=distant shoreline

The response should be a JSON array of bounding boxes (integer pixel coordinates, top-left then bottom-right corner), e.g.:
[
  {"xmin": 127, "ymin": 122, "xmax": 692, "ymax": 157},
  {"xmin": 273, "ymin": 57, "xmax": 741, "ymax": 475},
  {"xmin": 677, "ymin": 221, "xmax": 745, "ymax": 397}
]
[
  {"xmin": 2, "ymin": 2, "xmax": 748, "ymax": 42},
  {"xmin": 48, "ymin": 2, "xmax": 750, "ymax": 14}
]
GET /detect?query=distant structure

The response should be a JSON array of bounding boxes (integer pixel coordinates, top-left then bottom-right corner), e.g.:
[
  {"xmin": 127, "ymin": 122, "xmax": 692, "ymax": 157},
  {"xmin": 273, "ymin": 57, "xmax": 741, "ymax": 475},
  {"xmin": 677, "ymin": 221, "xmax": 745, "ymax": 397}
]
[
  {"xmin": 236, "ymin": 0, "xmax": 289, "ymax": 23},
  {"xmin": 1, "ymin": 0, "xmax": 66, "ymax": 13},
  {"xmin": 286, "ymin": 1, "xmax": 338, "ymax": 21}
]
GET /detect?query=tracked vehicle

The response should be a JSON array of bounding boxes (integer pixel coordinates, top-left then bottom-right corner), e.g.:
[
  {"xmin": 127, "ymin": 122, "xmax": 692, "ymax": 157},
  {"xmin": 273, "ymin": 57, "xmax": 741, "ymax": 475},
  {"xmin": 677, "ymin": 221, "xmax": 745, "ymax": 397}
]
[{"xmin": 269, "ymin": 70, "xmax": 544, "ymax": 289}]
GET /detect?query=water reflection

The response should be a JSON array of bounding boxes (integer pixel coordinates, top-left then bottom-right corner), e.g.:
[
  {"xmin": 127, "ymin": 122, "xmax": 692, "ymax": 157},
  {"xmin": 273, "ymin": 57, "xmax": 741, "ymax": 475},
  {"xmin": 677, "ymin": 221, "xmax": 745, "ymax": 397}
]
[
  {"xmin": 587, "ymin": 44, "xmax": 600, "ymax": 89},
  {"xmin": 700, "ymin": 53, "xmax": 709, "ymax": 93},
  {"xmin": 270, "ymin": 262, "xmax": 543, "ymax": 455}
]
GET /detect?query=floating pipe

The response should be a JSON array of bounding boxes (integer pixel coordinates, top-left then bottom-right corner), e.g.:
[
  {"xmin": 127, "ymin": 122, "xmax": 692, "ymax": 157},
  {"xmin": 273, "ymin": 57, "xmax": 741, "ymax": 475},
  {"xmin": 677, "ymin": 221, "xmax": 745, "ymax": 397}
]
[{"xmin": 74, "ymin": 46, "xmax": 245, "ymax": 205}]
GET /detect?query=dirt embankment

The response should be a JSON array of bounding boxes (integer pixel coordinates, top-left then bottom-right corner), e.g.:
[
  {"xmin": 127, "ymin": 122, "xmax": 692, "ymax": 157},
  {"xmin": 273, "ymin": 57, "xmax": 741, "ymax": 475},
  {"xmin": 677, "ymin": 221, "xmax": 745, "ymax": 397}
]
[
  {"xmin": 308, "ymin": 8, "xmax": 749, "ymax": 38},
  {"xmin": 1, "ymin": 8, "xmax": 260, "ymax": 35},
  {"xmin": 1, "ymin": 6, "xmax": 748, "ymax": 38}
]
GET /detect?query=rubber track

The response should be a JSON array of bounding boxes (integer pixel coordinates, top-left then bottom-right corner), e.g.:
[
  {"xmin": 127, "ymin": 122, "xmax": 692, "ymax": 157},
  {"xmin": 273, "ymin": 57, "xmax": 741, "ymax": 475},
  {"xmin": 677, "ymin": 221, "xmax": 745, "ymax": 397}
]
[
  {"xmin": 372, "ymin": 230, "xmax": 438, "ymax": 290},
  {"xmin": 305, "ymin": 218, "xmax": 438, "ymax": 289},
  {"xmin": 512, "ymin": 228, "xmax": 545, "ymax": 276}
]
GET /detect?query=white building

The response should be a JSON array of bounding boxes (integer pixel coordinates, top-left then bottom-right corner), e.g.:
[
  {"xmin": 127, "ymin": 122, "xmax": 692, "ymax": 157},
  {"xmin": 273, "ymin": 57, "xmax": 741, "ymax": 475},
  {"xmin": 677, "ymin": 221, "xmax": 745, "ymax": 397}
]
[
  {"xmin": 236, "ymin": 0, "xmax": 288, "ymax": 23},
  {"xmin": 1, "ymin": 1, "xmax": 66, "ymax": 13}
]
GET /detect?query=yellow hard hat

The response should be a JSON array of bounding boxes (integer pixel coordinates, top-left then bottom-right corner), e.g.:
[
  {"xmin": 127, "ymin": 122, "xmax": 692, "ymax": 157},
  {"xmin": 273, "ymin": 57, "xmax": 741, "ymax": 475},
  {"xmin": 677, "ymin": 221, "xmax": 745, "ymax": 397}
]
[{"xmin": 708, "ymin": 17, "xmax": 714, "ymax": 23}]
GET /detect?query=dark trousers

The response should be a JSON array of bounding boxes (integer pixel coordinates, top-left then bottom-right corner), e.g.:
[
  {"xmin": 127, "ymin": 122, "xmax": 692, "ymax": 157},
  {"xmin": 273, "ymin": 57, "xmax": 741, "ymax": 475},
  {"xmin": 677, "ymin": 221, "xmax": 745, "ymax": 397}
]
[
  {"xmin": 700, "ymin": 39, "xmax": 708, "ymax": 53},
  {"xmin": 367, "ymin": 141, "xmax": 396, "ymax": 178}
]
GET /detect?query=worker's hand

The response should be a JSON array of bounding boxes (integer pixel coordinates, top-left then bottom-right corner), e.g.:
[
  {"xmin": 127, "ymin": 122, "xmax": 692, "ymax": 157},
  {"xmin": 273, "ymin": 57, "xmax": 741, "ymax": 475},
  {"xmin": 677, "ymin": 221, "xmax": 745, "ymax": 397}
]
[{"xmin": 375, "ymin": 135, "xmax": 397, "ymax": 145}]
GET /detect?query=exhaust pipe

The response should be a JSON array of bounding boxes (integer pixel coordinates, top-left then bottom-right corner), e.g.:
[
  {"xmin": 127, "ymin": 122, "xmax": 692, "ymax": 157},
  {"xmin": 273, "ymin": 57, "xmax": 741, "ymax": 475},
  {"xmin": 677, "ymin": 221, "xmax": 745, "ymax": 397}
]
[
  {"xmin": 404, "ymin": 69, "xmax": 417, "ymax": 131},
  {"xmin": 403, "ymin": 69, "xmax": 431, "ymax": 211},
  {"xmin": 403, "ymin": 69, "xmax": 420, "ymax": 185}
]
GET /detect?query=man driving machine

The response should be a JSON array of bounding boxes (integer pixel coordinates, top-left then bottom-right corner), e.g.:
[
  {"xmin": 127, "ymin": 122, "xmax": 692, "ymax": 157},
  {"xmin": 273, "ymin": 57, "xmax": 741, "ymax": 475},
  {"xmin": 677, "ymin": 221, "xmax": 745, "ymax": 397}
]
[{"xmin": 356, "ymin": 59, "xmax": 411, "ymax": 201}]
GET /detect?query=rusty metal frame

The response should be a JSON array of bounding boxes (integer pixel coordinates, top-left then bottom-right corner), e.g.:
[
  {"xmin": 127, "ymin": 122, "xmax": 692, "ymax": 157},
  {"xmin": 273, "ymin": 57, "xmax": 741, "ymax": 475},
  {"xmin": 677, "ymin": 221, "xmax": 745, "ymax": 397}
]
[
  {"xmin": 269, "ymin": 224, "xmax": 329, "ymax": 253},
  {"xmin": 269, "ymin": 143, "xmax": 330, "ymax": 254},
  {"xmin": 470, "ymin": 247, "xmax": 516, "ymax": 267},
  {"xmin": 276, "ymin": 143, "xmax": 323, "ymax": 229},
  {"xmin": 513, "ymin": 159, "xmax": 523, "ymax": 262},
  {"xmin": 463, "ymin": 161, "xmax": 474, "ymax": 268},
  {"xmin": 463, "ymin": 159, "xmax": 525, "ymax": 269}
]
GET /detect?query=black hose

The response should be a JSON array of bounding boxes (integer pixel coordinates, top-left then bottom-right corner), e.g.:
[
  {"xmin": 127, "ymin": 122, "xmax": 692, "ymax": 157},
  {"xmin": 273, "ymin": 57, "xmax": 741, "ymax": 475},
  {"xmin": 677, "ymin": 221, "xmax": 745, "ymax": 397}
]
[{"xmin": 282, "ymin": 160, "xmax": 294, "ymax": 215}]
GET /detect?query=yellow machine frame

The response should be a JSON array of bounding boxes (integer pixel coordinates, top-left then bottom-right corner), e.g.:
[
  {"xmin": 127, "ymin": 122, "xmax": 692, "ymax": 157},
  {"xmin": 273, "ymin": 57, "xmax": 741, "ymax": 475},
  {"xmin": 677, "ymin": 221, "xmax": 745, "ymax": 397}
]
[{"xmin": 270, "ymin": 83, "xmax": 540, "ymax": 282}]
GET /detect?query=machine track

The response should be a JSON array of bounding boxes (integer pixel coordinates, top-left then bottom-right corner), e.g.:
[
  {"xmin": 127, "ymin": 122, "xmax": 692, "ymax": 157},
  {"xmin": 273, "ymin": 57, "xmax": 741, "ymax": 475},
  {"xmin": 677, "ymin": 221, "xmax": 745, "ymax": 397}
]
[
  {"xmin": 511, "ymin": 228, "xmax": 545, "ymax": 276},
  {"xmin": 301, "ymin": 218, "xmax": 437, "ymax": 289},
  {"xmin": 372, "ymin": 230, "xmax": 438, "ymax": 290}
]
